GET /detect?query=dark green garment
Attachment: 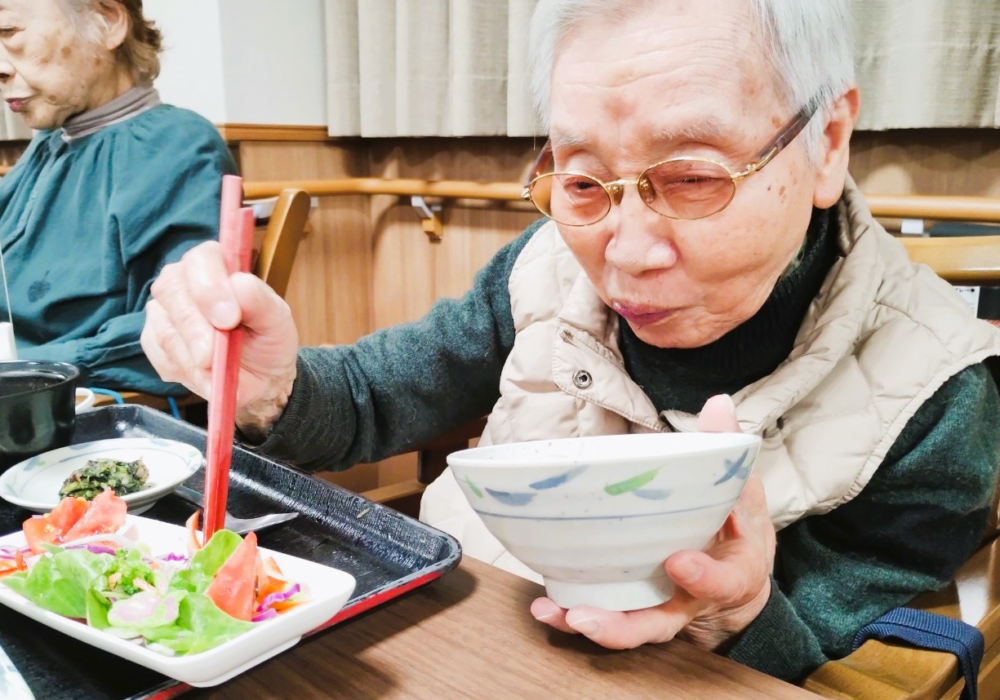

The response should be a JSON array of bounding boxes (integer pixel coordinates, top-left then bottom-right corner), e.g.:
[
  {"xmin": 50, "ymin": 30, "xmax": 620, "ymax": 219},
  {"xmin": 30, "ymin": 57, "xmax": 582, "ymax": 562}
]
[
  {"xmin": 253, "ymin": 212, "xmax": 1000, "ymax": 684},
  {"xmin": 0, "ymin": 104, "xmax": 237, "ymax": 395}
]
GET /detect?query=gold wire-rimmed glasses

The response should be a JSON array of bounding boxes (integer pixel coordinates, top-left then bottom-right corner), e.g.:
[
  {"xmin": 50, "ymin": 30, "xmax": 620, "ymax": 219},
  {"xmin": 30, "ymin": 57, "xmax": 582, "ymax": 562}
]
[{"xmin": 521, "ymin": 96, "xmax": 822, "ymax": 226}]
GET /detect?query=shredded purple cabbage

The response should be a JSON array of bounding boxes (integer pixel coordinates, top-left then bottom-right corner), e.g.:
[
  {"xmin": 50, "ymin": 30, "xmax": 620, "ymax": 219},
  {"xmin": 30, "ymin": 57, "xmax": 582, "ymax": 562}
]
[
  {"xmin": 159, "ymin": 553, "xmax": 189, "ymax": 562},
  {"xmin": 251, "ymin": 608, "xmax": 278, "ymax": 623},
  {"xmin": 66, "ymin": 544, "xmax": 117, "ymax": 556},
  {"xmin": 256, "ymin": 583, "xmax": 301, "ymax": 613},
  {"xmin": 0, "ymin": 545, "xmax": 26, "ymax": 560}
]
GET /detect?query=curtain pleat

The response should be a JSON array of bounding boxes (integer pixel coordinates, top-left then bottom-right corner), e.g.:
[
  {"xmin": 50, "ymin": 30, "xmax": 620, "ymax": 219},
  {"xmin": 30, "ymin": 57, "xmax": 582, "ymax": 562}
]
[{"xmin": 324, "ymin": 0, "xmax": 999, "ymax": 137}]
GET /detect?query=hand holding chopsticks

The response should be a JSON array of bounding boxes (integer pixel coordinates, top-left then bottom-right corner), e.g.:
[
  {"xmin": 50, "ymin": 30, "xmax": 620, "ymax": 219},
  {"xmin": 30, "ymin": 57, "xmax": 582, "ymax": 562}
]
[{"xmin": 141, "ymin": 174, "xmax": 303, "ymax": 538}]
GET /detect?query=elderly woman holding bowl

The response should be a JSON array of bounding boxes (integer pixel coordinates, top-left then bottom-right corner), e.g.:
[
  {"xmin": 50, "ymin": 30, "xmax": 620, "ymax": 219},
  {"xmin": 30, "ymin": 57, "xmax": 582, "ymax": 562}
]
[
  {"xmin": 142, "ymin": 0, "xmax": 1000, "ymax": 684},
  {"xmin": 0, "ymin": 0, "xmax": 235, "ymax": 394}
]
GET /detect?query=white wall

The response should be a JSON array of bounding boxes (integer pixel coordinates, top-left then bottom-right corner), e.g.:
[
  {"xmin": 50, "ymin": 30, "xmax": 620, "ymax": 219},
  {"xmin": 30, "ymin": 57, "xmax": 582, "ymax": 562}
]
[
  {"xmin": 144, "ymin": 0, "xmax": 227, "ymax": 123},
  {"xmin": 144, "ymin": 0, "xmax": 327, "ymax": 126},
  {"xmin": 217, "ymin": 0, "xmax": 327, "ymax": 126}
]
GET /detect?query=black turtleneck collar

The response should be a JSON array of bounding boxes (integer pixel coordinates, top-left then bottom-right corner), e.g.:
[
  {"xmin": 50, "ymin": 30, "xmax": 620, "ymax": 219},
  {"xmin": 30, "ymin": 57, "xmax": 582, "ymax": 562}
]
[{"xmin": 619, "ymin": 206, "xmax": 840, "ymax": 414}]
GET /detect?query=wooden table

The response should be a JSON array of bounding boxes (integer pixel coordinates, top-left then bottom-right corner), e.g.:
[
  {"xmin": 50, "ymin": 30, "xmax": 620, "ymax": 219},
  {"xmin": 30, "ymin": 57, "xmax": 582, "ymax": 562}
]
[{"xmin": 193, "ymin": 559, "xmax": 822, "ymax": 700}]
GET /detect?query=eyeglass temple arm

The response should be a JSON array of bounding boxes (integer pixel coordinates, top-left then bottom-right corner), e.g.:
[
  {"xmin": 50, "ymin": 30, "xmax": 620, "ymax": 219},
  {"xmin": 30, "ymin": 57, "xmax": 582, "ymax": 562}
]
[
  {"xmin": 736, "ymin": 95, "xmax": 824, "ymax": 179},
  {"xmin": 521, "ymin": 141, "xmax": 555, "ymax": 200}
]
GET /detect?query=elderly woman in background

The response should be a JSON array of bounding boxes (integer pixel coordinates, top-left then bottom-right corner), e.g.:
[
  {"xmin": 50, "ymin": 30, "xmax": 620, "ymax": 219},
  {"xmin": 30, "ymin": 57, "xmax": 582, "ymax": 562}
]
[
  {"xmin": 0, "ymin": 0, "xmax": 235, "ymax": 394},
  {"xmin": 141, "ymin": 0, "xmax": 1000, "ymax": 685}
]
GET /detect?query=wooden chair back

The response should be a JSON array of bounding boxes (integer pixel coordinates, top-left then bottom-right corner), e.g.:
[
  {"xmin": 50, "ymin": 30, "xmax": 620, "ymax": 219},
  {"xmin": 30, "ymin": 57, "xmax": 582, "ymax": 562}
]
[
  {"xmin": 900, "ymin": 235, "xmax": 1000, "ymax": 285},
  {"xmin": 254, "ymin": 188, "xmax": 311, "ymax": 299}
]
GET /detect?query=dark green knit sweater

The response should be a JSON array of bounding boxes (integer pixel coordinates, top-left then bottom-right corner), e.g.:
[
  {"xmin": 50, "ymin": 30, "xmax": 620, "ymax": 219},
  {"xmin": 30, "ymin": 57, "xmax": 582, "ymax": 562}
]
[{"xmin": 252, "ymin": 211, "xmax": 1000, "ymax": 684}]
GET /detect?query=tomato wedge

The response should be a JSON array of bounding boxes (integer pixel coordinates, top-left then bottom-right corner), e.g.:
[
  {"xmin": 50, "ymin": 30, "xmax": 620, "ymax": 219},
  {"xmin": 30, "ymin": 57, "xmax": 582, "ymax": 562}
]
[
  {"xmin": 206, "ymin": 532, "xmax": 258, "ymax": 621},
  {"xmin": 62, "ymin": 489, "xmax": 127, "ymax": 542},
  {"xmin": 23, "ymin": 516, "xmax": 62, "ymax": 554},
  {"xmin": 48, "ymin": 497, "xmax": 90, "ymax": 532},
  {"xmin": 22, "ymin": 496, "xmax": 94, "ymax": 554}
]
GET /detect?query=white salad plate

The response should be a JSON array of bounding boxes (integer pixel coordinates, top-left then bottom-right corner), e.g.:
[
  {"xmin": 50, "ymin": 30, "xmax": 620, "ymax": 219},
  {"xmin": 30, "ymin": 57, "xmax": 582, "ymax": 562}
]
[
  {"xmin": 0, "ymin": 437, "xmax": 203, "ymax": 515},
  {"xmin": 0, "ymin": 514, "xmax": 357, "ymax": 687}
]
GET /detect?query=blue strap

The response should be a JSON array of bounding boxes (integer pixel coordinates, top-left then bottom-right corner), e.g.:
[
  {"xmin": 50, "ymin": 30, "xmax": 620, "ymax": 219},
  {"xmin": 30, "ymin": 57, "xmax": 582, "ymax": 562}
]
[
  {"xmin": 853, "ymin": 607, "xmax": 983, "ymax": 700},
  {"xmin": 166, "ymin": 397, "xmax": 181, "ymax": 420},
  {"xmin": 89, "ymin": 387, "xmax": 125, "ymax": 404},
  {"xmin": 89, "ymin": 388, "xmax": 182, "ymax": 420}
]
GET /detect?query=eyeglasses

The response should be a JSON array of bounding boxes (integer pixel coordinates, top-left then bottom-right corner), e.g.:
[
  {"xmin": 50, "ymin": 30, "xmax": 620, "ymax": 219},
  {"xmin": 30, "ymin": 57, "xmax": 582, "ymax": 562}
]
[{"xmin": 521, "ymin": 96, "xmax": 822, "ymax": 226}]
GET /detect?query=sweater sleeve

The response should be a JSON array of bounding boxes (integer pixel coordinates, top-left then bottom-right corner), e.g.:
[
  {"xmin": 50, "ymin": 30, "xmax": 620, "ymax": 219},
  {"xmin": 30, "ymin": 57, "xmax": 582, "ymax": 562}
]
[
  {"xmin": 724, "ymin": 362, "xmax": 1000, "ymax": 682},
  {"xmin": 249, "ymin": 219, "xmax": 546, "ymax": 471}
]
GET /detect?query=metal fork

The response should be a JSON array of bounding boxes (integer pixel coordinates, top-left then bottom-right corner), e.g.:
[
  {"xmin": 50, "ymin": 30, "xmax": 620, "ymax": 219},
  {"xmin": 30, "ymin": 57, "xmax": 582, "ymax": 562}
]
[{"xmin": 172, "ymin": 484, "xmax": 299, "ymax": 535}]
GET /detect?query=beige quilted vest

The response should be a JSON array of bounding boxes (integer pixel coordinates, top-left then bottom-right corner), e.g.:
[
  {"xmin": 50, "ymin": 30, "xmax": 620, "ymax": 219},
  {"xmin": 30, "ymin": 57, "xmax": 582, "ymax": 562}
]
[{"xmin": 420, "ymin": 179, "xmax": 1000, "ymax": 581}]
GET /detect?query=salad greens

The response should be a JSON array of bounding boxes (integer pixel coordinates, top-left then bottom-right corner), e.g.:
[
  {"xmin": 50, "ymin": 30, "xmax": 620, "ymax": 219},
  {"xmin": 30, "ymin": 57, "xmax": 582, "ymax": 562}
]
[{"xmin": 1, "ymin": 529, "xmax": 292, "ymax": 656}]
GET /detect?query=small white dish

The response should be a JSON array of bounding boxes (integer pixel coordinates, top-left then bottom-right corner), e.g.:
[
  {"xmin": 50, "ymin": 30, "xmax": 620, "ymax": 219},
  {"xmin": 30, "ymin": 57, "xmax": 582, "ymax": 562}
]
[
  {"xmin": 0, "ymin": 515, "xmax": 357, "ymax": 687},
  {"xmin": 0, "ymin": 438, "xmax": 204, "ymax": 515}
]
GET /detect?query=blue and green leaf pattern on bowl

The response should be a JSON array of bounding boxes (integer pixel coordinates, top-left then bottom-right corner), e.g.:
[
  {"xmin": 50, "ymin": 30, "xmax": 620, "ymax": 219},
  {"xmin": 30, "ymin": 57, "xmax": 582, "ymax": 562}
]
[
  {"xmin": 604, "ymin": 468, "xmax": 660, "ymax": 496},
  {"xmin": 713, "ymin": 449, "xmax": 752, "ymax": 485},
  {"xmin": 529, "ymin": 465, "xmax": 587, "ymax": 490}
]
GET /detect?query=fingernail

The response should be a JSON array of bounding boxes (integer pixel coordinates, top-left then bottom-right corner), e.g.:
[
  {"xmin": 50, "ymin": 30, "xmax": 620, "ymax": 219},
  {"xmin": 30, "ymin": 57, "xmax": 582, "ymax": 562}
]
[
  {"xmin": 571, "ymin": 617, "xmax": 601, "ymax": 636},
  {"xmin": 531, "ymin": 598, "xmax": 560, "ymax": 622},
  {"xmin": 210, "ymin": 302, "xmax": 239, "ymax": 328},
  {"xmin": 672, "ymin": 558, "xmax": 703, "ymax": 583},
  {"xmin": 718, "ymin": 394, "xmax": 736, "ymax": 418}
]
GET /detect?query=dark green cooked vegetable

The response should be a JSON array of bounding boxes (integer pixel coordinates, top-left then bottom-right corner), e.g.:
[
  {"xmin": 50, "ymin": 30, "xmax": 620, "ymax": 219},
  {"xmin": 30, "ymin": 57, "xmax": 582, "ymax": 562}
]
[{"xmin": 59, "ymin": 457, "xmax": 150, "ymax": 500}]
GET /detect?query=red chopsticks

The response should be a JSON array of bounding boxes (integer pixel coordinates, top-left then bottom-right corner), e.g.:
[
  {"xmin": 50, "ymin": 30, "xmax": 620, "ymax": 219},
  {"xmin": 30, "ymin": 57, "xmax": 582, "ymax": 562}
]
[{"xmin": 202, "ymin": 174, "xmax": 255, "ymax": 542}]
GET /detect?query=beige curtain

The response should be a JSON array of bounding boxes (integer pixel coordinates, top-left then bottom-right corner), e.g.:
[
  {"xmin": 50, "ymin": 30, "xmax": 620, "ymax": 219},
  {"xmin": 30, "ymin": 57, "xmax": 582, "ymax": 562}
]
[
  {"xmin": 324, "ymin": 0, "xmax": 541, "ymax": 137},
  {"xmin": 0, "ymin": 105, "xmax": 31, "ymax": 141},
  {"xmin": 853, "ymin": 0, "xmax": 1000, "ymax": 129},
  {"xmin": 325, "ymin": 0, "xmax": 999, "ymax": 137}
]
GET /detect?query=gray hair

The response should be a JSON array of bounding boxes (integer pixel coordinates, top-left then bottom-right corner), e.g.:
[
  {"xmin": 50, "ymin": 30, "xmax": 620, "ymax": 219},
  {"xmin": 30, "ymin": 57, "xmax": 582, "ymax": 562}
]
[
  {"xmin": 61, "ymin": 0, "xmax": 162, "ymax": 86},
  {"xmin": 528, "ymin": 0, "xmax": 856, "ymax": 162}
]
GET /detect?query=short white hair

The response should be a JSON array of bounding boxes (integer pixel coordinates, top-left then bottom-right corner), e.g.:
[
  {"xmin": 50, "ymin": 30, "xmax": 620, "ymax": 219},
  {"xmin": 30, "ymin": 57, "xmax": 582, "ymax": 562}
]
[{"xmin": 528, "ymin": 0, "xmax": 856, "ymax": 162}]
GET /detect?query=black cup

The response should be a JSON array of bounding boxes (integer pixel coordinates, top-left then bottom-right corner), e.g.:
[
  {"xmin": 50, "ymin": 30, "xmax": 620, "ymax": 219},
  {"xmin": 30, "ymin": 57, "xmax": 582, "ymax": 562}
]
[{"xmin": 0, "ymin": 360, "xmax": 80, "ymax": 473}]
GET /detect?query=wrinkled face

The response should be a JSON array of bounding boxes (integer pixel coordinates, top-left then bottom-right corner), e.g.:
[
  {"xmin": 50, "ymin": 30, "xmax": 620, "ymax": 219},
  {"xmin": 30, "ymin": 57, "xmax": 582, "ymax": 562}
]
[
  {"xmin": 0, "ymin": 0, "xmax": 118, "ymax": 129},
  {"xmin": 549, "ymin": 0, "xmax": 820, "ymax": 349}
]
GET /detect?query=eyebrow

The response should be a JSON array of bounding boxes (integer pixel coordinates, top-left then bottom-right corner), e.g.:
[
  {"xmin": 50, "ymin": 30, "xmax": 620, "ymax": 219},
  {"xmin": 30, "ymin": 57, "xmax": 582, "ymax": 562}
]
[{"xmin": 551, "ymin": 118, "xmax": 738, "ymax": 153}]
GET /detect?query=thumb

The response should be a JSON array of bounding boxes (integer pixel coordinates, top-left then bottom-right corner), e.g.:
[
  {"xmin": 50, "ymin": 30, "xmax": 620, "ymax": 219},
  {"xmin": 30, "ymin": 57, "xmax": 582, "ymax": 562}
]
[
  {"xmin": 230, "ymin": 272, "xmax": 293, "ymax": 336},
  {"xmin": 698, "ymin": 394, "xmax": 740, "ymax": 433}
]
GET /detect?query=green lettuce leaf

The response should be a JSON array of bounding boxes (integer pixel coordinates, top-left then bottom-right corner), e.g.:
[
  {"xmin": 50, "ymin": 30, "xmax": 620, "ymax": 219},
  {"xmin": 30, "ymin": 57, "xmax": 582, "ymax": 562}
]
[
  {"xmin": 140, "ymin": 592, "xmax": 255, "ymax": 654},
  {"xmin": 169, "ymin": 530, "xmax": 243, "ymax": 594},
  {"xmin": 86, "ymin": 588, "xmax": 111, "ymax": 630},
  {"xmin": 2, "ymin": 549, "xmax": 114, "ymax": 619}
]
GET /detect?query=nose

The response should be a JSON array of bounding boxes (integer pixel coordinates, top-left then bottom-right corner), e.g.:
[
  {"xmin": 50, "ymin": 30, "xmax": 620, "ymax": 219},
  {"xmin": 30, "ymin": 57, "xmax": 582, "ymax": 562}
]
[{"xmin": 602, "ymin": 185, "xmax": 679, "ymax": 276}]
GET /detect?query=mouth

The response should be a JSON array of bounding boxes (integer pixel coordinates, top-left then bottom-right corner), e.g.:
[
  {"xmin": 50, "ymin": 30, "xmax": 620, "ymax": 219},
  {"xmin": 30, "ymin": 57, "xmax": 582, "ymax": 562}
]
[
  {"xmin": 611, "ymin": 301, "xmax": 678, "ymax": 326},
  {"xmin": 5, "ymin": 97, "xmax": 30, "ymax": 113}
]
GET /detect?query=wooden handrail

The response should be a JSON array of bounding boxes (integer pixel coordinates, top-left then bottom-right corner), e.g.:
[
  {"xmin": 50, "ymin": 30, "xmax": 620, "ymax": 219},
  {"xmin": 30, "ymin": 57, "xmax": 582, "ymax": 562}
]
[
  {"xmin": 244, "ymin": 178, "xmax": 523, "ymax": 202},
  {"xmin": 864, "ymin": 194, "xmax": 1000, "ymax": 223},
  {"xmin": 243, "ymin": 178, "xmax": 1000, "ymax": 224},
  {"xmin": 0, "ymin": 163, "xmax": 995, "ymax": 222}
]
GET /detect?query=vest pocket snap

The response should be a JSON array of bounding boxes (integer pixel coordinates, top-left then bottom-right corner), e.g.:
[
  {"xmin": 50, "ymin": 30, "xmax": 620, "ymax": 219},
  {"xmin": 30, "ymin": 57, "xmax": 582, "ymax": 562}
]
[{"xmin": 573, "ymin": 370, "xmax": 593, "ymax": 389}]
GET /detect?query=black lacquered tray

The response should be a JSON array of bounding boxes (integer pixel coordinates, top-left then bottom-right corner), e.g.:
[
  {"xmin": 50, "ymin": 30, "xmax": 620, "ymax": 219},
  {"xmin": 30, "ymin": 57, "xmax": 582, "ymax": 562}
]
[{"xmin": 0, "ymin": 405, "xmax": 461, "ymax": 700}]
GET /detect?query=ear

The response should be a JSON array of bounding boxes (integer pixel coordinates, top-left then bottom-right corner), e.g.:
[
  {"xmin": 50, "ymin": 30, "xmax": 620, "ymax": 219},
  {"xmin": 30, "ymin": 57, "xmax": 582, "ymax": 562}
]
[
  {"xmin": 94, "ymin": 0, "xmax": 130, "ymax": 52},
  {"xmin": 813, "ymin": 87, "xmax": 860, "ymax": 209}
]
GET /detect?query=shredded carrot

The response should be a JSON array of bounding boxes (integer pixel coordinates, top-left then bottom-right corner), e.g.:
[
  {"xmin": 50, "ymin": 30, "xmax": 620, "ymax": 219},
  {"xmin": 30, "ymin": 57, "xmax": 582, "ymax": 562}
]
[
  {"xmin": 186, "ymin": 510, "xmax": 203, "ymax": 553},
  {"xmin": 272, "ymin": 599, "xmax": 305, "ymax": 613}
]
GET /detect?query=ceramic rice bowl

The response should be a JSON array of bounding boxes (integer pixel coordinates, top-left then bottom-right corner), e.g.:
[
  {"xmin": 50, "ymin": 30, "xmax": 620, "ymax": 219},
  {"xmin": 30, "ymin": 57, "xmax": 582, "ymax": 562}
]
[{"xmin": 447, "ymin": 432, "xmax": 762, "ymax": 612}]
